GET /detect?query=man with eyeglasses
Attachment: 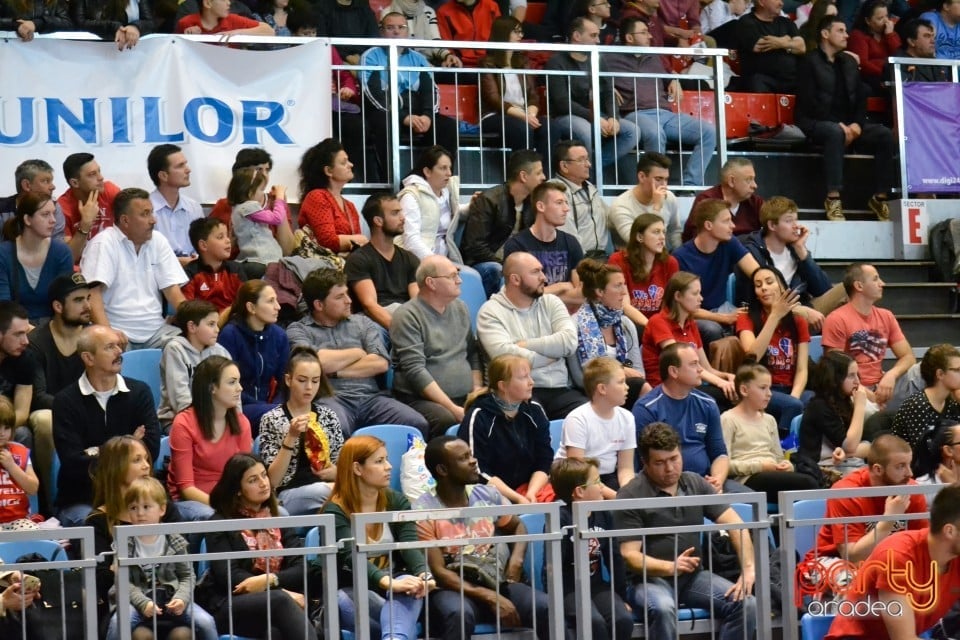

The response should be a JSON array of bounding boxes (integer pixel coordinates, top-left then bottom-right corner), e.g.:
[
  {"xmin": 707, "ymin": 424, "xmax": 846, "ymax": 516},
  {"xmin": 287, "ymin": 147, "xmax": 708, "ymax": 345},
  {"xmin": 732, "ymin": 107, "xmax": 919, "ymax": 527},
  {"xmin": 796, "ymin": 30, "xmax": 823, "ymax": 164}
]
[
  {"xmin": 549, "ymin": 139, "xmax": 613, "ymax": 258},
  {"xmin": 390, "ymin": 255, "xmax": 482, "ymax": 437},
  {"xmin": 893, "ymin": 345, "xmax": 960, "ymax": 479},
  {"xmin": 360, "ymin": 12, "xmax": 460, "ymax": 182},
  {"xmin": 604, "ymin": 16, "xmax": 717, "ymax": 186}
]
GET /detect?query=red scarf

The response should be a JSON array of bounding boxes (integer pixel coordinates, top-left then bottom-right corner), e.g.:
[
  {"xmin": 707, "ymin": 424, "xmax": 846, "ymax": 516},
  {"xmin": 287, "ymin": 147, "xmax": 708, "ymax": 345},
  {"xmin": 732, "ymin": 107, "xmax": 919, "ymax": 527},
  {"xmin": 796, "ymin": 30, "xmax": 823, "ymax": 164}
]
[{"xmin": 238, "ymin": 506, "xmax": 283, "ymax": 575}]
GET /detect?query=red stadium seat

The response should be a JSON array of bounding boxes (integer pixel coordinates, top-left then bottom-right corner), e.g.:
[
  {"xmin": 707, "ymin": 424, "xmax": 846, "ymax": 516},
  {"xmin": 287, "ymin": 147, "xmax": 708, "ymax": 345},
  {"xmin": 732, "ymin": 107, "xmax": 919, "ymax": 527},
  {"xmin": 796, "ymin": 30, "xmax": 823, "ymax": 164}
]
[{"xmin": 437, "ymin": 84, "xmax": 482, "ymax": 124}]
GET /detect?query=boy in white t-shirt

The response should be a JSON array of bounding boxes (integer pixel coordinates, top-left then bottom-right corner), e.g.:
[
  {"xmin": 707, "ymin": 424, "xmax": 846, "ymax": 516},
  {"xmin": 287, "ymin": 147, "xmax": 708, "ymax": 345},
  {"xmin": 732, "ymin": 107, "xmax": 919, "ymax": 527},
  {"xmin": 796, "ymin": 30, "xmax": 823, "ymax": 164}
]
[{"xmin": 555, "ymin": 357, "xmax": 636, "ymax": 499}]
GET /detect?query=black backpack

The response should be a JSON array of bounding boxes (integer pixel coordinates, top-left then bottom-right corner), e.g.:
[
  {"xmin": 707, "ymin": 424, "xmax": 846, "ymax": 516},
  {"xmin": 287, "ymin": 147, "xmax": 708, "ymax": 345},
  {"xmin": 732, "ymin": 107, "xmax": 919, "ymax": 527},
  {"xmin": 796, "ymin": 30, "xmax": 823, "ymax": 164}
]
[{"xmin": 929, "ymin": 219, "xmax": 958, "ymax": 282}]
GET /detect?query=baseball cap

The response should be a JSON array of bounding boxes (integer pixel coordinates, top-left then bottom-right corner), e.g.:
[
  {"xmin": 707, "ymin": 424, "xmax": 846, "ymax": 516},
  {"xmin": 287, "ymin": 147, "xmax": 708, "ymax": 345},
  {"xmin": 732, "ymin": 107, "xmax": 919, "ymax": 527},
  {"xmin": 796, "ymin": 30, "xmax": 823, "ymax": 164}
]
[{"xmin": 48, "ymin": 272, "xmax": 90, "ymax": 306}]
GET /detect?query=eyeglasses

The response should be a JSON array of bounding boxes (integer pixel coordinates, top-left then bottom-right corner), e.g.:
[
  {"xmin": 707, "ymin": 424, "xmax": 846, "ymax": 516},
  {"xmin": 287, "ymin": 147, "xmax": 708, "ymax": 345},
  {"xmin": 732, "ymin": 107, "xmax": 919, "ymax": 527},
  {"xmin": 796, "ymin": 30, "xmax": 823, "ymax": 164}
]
[
  {"xmin": 563, "ymin": 157, "xmax": 591, "ymax": 164},
  {"xmin": 431, "ymin": 269, "xmax": 462, "ymax": 281},
  {"xmin": 382, "ymin": 23, "xmax": 408, "ymax": 32},
  {"xmin": 579, "ymin": 477, "xmax": 604, "ymax": 488}
]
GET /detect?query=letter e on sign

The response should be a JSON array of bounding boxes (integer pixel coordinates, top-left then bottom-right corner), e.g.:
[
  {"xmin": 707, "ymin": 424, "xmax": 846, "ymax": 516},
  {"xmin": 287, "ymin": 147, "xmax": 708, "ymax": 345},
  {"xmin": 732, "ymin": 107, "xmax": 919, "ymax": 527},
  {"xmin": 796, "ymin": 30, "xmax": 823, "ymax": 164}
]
[{"xmin": 901, "ymin": 200, "xmax": 928, "ymax": 246}]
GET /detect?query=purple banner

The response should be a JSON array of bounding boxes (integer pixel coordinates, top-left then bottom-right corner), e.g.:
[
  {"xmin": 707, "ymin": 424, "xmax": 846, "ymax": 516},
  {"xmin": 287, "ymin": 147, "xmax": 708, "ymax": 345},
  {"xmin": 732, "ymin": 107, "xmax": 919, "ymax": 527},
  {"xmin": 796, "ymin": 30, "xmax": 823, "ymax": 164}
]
[{"xmin": 903, "ymin": 82, "xmax": 960, "ymax": 194}]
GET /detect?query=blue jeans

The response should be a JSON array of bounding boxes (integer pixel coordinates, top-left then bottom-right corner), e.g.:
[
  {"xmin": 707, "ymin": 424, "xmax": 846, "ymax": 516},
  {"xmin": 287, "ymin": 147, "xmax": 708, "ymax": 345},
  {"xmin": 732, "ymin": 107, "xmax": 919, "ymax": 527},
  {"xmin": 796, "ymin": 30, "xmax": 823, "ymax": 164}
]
[
  {"xmin": 472, "ymin": 261, "xmax": 503, "ymax": 299},
  {"xmin": 174, "ymin": 500, "xmax": 215, "ymax": 521},
  {"xmin": 339, "ymin": 584, "xmax": 423, "ymax": 640},
  {"xmin": 323, "ymin": 394, "xmax": 430, "ymax": 440},
  {"xmin": 278, "ymin": 482, "xmax": 333, "ymax": 515},
  {"xmin": 429, "ymin": 583, "xmax": 551, "ymax": 640},
  {"xmin": 623, "ymin": 109, "xmax": 717, "ymax": 186},
  {"xmin": 106, "ymin": 603, "xmax": 218, "ymax": 640},
  {"xmin": 626, "ymin": 571, "xmax": 756, "ymax": 640},
  {"xmin": 58, "ymin": 503, "xmax": 93, "ymax": 527},
  {"xmin": 767, "ymin": 387, "xmax": 805, "ymax": 436}
]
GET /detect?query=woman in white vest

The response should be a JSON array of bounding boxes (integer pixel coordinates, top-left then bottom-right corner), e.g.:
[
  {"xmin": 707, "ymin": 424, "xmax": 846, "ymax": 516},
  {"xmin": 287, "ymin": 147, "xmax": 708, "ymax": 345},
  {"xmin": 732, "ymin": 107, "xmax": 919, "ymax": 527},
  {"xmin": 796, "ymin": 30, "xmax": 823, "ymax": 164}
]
[{"xmin": 396, "ymin": 145, "xmax": 468, "ymax": 263}]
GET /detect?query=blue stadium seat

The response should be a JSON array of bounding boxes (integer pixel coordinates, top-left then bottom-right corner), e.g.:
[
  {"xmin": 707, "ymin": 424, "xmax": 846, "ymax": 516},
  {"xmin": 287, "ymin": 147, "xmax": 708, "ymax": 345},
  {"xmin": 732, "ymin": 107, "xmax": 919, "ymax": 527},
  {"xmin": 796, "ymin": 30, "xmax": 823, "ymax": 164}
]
[
  {"xmin": 459, "ymin": 267, "xmax": 487, "ymax": 332},
  {"xmin": 801, "ymin": 612, "xmax": 833, "ymax": 640},
  {"xmin": 791, "ymin": 414, "xmax": 803, "ymax": 437},
  {"xmin": 726, "ymin": 273, "xmax": 737, "ymax": 306},
  {"xmin": 0, "ymin": 539, "xmax": 67, "ymax": 563},
  {"xmin": 252, "ymin": 435, "xmax": 261, "ymax": 456},
  {"xmin": 155, "ymin": 436, "xmax": 170, "ymax": 473},
  {"xmin": 730, "ymin": 503, "xmax": 776, "ymax": 546},
  {"xmin": 794, "ymin": 499, "xmax": 827, "ymax": 559},
  {"xmin": 351, "ymin": 425, "xmax": 423, "ymax": 491},
  {"xmin": 518, "ymin": 512, "xmax": 546, "ymax": 591},
  {"xmin": 446, "ymin": 424, "xmax": 460, "ymax": 438},
  {"xmin": 548, "ymin": 419, "xmax": 563, "ymax": 454},
  {"xmin": 809, "ymin": 335, "xmax": 823, "ymax": 363},
  {"xmin": 49, "ymin": 450, "xmax": 60, "ymax": 507},
  {"xmin": 121, "ymin": 348, "xmax": 163, "ymax": 409}
]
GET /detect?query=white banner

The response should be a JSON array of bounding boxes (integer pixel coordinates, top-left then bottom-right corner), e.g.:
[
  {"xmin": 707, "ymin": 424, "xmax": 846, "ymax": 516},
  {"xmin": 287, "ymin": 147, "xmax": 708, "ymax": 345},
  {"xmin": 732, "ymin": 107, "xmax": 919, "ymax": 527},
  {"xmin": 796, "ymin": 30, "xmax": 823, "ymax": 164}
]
[{"xmin": 0, "ymin": 36, "xmax": 331, "ymax": 203}]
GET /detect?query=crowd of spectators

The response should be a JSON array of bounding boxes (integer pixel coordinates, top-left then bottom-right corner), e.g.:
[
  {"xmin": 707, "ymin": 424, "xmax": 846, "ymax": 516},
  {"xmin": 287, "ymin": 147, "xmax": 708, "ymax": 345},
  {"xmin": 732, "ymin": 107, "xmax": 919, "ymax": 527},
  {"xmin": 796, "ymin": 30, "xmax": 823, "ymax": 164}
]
[{"xmin": 0, "ymin": 1, "xmax": 958, "ymax": 638}]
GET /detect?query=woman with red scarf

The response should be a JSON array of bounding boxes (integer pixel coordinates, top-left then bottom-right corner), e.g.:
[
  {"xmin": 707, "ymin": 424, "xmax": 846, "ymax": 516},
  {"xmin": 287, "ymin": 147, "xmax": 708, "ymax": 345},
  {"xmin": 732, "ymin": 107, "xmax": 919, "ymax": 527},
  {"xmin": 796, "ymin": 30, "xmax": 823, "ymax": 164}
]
[{"xmin": 202, "ymin": 453, "xmax": 321, "ymax": 639}]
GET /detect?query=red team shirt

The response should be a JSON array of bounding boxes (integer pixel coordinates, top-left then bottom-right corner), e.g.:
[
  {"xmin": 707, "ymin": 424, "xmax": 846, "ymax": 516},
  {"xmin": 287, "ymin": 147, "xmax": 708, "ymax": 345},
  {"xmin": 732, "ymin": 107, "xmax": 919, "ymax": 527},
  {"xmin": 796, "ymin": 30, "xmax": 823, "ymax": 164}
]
[
  {"xmin": 0, "ymin": 442, "xmax": 30, "ymax": 523},
  {"xmin": 641, "ymin": 311, "xmax": 702, "ymax": 386},
  {"xmin": 608, "ymin": 251, "xmax": 680, "ymax": 319},
  {"xmin": 735, "ymin": 311, "xmax": 810, "ymax": 388}
]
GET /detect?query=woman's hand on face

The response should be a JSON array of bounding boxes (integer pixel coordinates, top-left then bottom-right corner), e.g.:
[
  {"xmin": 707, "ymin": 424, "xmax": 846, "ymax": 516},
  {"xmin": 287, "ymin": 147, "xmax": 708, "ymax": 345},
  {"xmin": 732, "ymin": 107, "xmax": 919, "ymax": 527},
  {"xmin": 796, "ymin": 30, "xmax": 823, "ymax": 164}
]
[{"xmin": 771, "ymin": 288, "xmax": 801, "ymax": 319}]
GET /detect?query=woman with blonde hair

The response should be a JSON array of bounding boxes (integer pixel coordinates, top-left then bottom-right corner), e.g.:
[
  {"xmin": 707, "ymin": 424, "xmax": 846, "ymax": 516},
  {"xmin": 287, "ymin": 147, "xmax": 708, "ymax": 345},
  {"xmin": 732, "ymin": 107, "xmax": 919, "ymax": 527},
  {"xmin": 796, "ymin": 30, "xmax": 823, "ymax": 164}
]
[
  {"xmin": 458, "ymin": 354, "xmax": 554, "ymax": 503},
  {"xmin": 325, "ymin": 436, "xmax": 433, "ymax": 640},
  {"xmin": 88, "ymin": 436, "xmax": 219, "ymax": 640}
]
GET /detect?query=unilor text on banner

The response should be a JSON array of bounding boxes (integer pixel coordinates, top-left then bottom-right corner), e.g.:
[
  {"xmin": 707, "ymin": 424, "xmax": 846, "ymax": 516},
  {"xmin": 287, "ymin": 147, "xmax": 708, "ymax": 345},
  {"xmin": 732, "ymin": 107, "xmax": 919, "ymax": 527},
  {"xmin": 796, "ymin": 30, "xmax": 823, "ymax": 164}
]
[{"xmin": 0, "ymin": 35, "xmax": 332, "ymax": 203}]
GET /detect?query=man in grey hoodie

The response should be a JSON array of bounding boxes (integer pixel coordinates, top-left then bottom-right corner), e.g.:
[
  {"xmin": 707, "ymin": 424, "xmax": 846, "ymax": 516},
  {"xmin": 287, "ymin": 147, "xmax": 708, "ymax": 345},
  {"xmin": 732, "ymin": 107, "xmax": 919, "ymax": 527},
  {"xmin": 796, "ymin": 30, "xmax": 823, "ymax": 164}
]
[{"xmin": 477, "ymin": 251, "xmax": 585, "ymax": 419}]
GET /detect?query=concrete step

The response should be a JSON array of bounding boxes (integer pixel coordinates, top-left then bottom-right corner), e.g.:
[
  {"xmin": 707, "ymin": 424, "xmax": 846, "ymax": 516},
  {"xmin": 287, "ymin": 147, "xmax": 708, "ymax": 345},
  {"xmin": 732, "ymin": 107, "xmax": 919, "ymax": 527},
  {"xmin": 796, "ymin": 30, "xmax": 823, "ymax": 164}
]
[
  {"xmin": 819, "ymin": 261, "xmax": 938, "ymax": 283},
  {"xmin": 878, "ymin": 283, "xmax": 959, "ymax": 315},
  {"xmin": 895, "ymin": 314, "xmax": 960, "ymax": 349}
]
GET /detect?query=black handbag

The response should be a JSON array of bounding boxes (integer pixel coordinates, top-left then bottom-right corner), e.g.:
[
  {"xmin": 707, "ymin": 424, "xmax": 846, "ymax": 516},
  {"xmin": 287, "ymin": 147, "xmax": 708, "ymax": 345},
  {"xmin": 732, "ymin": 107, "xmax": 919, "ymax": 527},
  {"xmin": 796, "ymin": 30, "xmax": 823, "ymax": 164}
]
[{"xmin": 23, "ymin": 568, "xmax": 85, "ymax": 640}]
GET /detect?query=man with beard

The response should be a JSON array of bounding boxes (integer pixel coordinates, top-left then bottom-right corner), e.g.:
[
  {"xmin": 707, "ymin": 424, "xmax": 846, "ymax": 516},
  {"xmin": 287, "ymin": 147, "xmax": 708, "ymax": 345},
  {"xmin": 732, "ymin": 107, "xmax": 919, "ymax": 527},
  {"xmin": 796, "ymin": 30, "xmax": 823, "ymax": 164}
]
[
  {"xmin": 477, "ymin": 251, "xmax": 585, "ymax": 419},
  {"xmin": 52, "ymin": 325, "xmax": 160, "ymax": 525},
  {"xmin": 26, "ymin": 274, "xmax": 90, "ymax": 508},
  {"xmin": 345, "ymin": 192, "xmax": 421, "ymax": 332},
  {"xmin": 415, "ymin": 436, "xmax": 551, "ymax": 640},
  {"xmin": 806, "ymin": 434, "xmax": 928, "ymax": 565}
]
